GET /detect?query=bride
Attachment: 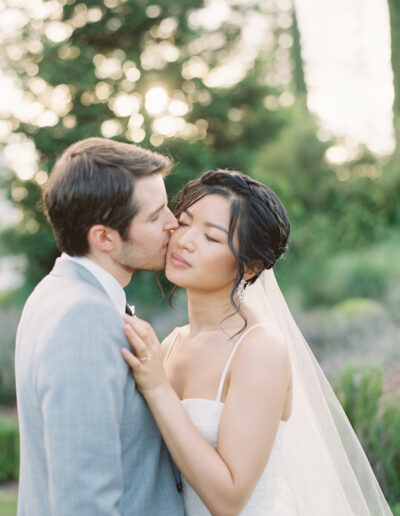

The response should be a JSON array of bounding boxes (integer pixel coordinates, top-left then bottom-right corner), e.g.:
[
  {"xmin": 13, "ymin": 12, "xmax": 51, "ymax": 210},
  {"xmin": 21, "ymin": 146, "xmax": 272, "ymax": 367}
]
[{"xmin": 121, "ymin": 170, "xmax": 392, "ymax": 515}]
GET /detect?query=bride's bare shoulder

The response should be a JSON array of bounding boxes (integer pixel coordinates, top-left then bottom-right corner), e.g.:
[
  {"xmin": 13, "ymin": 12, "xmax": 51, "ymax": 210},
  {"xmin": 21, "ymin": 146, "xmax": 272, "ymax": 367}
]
[
  {"xmin": 233, "ymin": 316, "xmax": 290, "ymax": 379},
  {"xmin": 160, "ymin": 324, "xmax": 189, "ymax": 359}
]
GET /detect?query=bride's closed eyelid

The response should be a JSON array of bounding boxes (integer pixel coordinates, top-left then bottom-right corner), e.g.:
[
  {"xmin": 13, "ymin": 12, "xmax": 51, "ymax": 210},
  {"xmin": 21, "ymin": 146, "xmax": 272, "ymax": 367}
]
[
  {"xmin": 205, "ymin": 235, "xmax": 220, "ymax": 243},
  {"xmin": 177, "ymin": 221, "xmax": 220, "ymax": 243}
]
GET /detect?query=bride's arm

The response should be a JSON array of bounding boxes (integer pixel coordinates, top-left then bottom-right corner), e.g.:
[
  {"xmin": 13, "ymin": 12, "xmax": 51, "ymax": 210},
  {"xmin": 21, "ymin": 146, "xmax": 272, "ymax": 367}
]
[{"xmin": 121, "ymin": 317, "xmax": 291, "ymax": 516}]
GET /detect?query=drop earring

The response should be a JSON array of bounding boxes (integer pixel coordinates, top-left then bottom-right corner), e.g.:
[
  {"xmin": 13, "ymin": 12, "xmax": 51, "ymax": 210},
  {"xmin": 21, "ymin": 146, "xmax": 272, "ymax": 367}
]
[{"xmin": 237, "ymin": 279, "xmax": 246, "ymax": 301}]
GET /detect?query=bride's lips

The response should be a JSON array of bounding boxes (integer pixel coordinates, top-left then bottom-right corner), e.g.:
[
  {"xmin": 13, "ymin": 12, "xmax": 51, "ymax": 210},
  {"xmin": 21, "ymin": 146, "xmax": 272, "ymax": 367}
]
[{"xmin": 170, "ymin": 252, "xmax": 191, "ymax": 268}]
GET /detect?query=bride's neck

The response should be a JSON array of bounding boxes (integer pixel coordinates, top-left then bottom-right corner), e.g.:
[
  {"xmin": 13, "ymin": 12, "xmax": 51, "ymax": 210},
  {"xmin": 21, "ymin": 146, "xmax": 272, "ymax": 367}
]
[{"xmin": 186, "ymin": 286, "xmax": 241, "ymax": 337}]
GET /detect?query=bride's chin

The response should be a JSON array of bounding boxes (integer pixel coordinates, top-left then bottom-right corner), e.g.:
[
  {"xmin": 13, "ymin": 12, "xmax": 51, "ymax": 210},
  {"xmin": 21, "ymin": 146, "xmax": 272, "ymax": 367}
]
[
  {"xmin": 165, "ymin": 266, "xmax": 183, "ymax": 285},
  {"xmin": 166, "ymin": 267, "xmax": 196, "ymax": 290}
]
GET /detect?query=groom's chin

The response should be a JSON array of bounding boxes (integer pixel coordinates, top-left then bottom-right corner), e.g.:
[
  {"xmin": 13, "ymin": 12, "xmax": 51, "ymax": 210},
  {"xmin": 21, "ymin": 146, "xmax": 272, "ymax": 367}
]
[
  {"xmin": 153, "ymin": 263, "xmax": 166, "ymax": 272},
  {"xmin": 150, "ymin": 257, "xmax": 168, "ymax": 272}
]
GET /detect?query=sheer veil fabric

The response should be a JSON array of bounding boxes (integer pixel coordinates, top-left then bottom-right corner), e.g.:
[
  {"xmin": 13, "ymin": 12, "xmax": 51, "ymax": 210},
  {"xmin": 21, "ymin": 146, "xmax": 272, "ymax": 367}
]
[{"xmin": 243, "ymin": 270, "xmax": 393, "ymax": 515}]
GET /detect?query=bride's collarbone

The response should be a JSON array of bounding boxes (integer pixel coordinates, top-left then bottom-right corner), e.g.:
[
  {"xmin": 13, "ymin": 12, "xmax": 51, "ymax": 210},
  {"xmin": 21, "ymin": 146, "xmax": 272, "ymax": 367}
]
[
  {"xmin": 167, "ymin": 353, "xmax": 228, "ymax": 401},
  {"xmin": 166, "ymin": 325, "xmax": 261, "ymax": 401}
]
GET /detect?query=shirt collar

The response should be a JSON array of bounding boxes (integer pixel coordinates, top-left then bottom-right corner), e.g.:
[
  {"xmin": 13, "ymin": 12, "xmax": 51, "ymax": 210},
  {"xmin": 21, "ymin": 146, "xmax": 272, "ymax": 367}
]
[{"xmin": 60, "ymin": 253, "xmax": 127, "ymax": 315}]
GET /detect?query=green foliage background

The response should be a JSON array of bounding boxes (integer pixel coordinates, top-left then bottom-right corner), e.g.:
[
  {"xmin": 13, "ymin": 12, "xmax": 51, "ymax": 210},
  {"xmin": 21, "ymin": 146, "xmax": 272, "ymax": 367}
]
[
  {"xmin": 0, "ymin": 0, "xmax": 288, "ymax": 299},
  {"xmin": 1, "ymin": 0, "xmax": 399, "ymax": 309},
  {"xmin": 0, "ymin": 417, "xmax": 19, "ymax": 482}
]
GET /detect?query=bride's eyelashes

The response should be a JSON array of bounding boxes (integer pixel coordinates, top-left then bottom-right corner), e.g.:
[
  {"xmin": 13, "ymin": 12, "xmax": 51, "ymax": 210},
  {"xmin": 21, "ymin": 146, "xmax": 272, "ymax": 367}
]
[
  {"xmin": 205, "ymin": 235, "xmax": 220, "ymax": 243},
  {"xmin": 177, "ymin": 218, "xmax": 221, "ymax": 243}
]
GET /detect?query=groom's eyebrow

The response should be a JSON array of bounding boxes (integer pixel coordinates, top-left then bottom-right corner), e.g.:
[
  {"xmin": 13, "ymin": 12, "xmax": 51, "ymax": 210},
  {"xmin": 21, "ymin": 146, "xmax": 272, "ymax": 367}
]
[
  {"xmin": 184, "ymin": 209, "xmax": 228, "ymax": 234},
  {"xmin": 148, "ymin": 200, "xmax": 167, "ymax": 219}
]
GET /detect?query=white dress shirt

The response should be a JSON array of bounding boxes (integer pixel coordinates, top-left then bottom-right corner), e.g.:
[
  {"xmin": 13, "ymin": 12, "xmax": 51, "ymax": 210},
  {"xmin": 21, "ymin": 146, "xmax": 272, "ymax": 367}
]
[{"xmin": 60, "ymin": 253, "xmax": 127, "ymax": 316}]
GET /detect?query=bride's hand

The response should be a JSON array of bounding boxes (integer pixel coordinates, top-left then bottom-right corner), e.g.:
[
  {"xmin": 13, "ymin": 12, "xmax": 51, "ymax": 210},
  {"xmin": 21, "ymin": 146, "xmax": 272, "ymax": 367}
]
[{"xmin": 121, "ymin": 315, "xmax": 169, "ymax": 395}]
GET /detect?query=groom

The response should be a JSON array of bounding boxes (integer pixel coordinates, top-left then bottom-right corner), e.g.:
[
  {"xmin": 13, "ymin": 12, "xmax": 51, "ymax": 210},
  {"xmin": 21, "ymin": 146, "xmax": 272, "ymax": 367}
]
[{"xmin": 15, "ymin": 138, "xmax": 185, "ymax": 516}]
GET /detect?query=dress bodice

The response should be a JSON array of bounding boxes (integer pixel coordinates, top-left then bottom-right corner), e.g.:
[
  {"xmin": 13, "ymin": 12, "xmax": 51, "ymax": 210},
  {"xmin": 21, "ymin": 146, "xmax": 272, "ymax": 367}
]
[
  {"xmin": 181, "ymin": 398, "xmax": 285, "ymax": 515},
  {"xmin": 165, "ymin": 324, "xmax": 287, "ymax": 516}
]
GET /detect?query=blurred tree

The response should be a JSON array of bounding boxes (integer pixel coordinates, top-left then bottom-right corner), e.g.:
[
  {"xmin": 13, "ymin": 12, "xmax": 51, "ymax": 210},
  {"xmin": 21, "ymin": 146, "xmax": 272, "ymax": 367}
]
[
  {"xmin": 248, "ymin": 3, "xmax": 400, "ymax": 308},
  {"xmin": 290, "ymin": 8, "xmax": 307, "ymax": 96},
  {"xmin": 252, "ymin": 101, "xmax": 334, "ymax": 297},
  {"xmin": 382, "ymin": 0, "xmax": 400, "ymax": 233},
  {"xmin": 6, "ymin": 0, "xmax": 396, "ymax": 310},
  {"xmin": 387, "ymin": 0, "xmax": 400, "ymax": 147},
  {"xmin": 0, "ymin": 0, "xmax": 294, "ymax": 301},
  {"xmin": 253, "ymin": 101, "xmax": 399, "ymax": 306}
]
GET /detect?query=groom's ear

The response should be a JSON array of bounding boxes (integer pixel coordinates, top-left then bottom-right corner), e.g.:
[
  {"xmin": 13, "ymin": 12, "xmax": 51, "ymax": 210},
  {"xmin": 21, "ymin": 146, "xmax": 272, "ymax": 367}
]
[{"xmin": 87, "ymin": 225, "xmax": 118, "ymax": 253}]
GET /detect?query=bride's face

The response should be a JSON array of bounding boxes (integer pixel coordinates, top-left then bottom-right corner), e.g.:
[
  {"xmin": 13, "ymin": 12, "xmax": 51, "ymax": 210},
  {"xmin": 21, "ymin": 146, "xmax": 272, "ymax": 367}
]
[{"xmin": 165, "ymin": 194, "xmax": 238, "ymax": 292}]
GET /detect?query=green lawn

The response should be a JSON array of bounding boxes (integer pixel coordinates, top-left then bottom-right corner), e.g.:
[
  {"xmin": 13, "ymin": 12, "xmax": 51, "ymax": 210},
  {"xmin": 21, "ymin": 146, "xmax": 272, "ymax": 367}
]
[{"xmin": 0, "ymin": 491, "xmax": 17, "ymax": 516}]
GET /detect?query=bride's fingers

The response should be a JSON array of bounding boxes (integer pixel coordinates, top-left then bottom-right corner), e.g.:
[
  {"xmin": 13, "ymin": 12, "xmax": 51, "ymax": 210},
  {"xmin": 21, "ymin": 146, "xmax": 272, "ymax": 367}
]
[
  {"xmin": 123, "ymin": 323, "xmax": 150, "ymax": 360},
  {"xmin": 123, "ymin": 315, "xmax": 159, "ymax": 350},
  {"xmin": 120, "ymin": 348, "xmax": 141, "ymax": 369}
]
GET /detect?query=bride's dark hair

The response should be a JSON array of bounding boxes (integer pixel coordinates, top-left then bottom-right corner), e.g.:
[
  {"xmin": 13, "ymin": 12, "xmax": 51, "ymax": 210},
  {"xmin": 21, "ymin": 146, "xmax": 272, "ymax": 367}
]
[{"xmin": 170, "ymin": 169, "xmax": 290, "ymax": 332}]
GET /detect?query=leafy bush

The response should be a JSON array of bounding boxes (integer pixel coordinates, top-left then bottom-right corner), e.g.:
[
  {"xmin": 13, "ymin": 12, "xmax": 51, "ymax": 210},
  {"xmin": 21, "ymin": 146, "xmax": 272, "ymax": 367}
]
[
  {"xmin": 312, "ymin": 239, "xmax": 400, "ymax": 306},
  {"xmin": 0, "ymin": 306, "xmax": 20, "ymax": 405},
  {"xmin": 277, "ymin": 235, "xmax": 400, "ymax": 310},
  {"xmin": 392, "ymin": 503, "xmax": 400, "ymax": 516},
  {"xmin": 297, "ymin": 298, "xmax": 399, "ymax": 379},
  {"xmin": 0, "ymin": 417, "xmax": 19, "ymax": 482},
  {"xmin": 334, "ymin": 364, "xmax": 400, "ymax": 508},
  {"xmin": 330, "ymin": 298, "xmax": 386, "ymax": 318}
]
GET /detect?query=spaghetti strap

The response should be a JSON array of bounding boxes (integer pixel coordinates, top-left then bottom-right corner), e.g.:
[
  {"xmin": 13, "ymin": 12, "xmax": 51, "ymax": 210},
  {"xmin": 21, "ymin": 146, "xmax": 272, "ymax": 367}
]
[
  {"xmin": 215, "ymin": 323, "xmax": 270, "ymax": 402},
  {"xmin": 163, "ymin": 327, "xmax": 181, "ymax": 364}
]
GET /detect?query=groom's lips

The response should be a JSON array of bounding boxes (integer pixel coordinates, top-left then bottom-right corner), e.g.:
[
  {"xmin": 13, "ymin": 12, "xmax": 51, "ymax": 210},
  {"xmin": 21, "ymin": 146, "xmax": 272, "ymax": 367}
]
[{"xmin": 170, "ymin": 252, "xmax": 191, "ymax": 268}]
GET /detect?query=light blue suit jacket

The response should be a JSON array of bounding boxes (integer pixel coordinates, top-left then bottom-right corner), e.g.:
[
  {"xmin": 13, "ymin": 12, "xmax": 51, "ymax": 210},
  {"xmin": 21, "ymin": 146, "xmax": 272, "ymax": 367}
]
[{"xmin": 15, "ymin": 258, "xmax": 184, "ymax": 516}]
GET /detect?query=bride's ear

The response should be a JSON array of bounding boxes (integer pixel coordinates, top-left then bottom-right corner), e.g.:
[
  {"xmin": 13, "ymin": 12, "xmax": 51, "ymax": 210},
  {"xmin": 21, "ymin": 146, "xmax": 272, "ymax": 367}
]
[{"xmin": 243, "ymin": 261, "xmax": 263, "ymax": 282}]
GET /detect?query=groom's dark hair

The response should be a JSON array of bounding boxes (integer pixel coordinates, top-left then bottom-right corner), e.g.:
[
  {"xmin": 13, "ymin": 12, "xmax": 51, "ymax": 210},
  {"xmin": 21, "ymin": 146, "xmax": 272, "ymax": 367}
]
[{"xmin": 44, "ymin": 137, "xmax": 171, "ymax": 255}]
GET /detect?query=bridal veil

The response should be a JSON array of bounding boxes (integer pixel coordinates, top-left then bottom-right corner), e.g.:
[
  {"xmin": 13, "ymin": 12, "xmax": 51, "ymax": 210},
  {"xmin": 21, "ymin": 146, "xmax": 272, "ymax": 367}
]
[{"xmin": 243, "ymin": 269, "xmax": 393, "ymax": 515}]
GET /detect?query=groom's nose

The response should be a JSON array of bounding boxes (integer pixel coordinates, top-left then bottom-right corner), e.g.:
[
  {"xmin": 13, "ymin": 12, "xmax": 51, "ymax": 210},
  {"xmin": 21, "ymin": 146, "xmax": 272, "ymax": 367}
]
[{"xmin": 164, "ymin": 207, "xmax": 179, "ymax": 231}]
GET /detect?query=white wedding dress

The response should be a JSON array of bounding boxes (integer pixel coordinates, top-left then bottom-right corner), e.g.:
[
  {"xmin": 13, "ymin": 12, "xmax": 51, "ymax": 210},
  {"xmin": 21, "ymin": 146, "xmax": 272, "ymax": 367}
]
[{"xmin": 165, "ymin": 324, "xmax": 287, "ymax": 516}]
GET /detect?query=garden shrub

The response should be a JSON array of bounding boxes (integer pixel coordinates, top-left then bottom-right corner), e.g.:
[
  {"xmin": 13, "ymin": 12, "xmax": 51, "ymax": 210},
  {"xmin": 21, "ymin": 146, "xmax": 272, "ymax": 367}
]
[
  {"xmin": 0, "ymin": 306, "xmax": 19, "ymax": 405},
  {"xmin": 297, "ymin": 299, "xmax": 399, "ymax": 377},
  {"xmin": 334, "ymin": 364, "xmax": 400, "ymax": 509},
  {"xmin": 0, "ymin": 417, "xmax": 19, "ymax": 482},
  {"xmin": 315, "ymin": 253, "xmax": 391, "ymax": 306}
]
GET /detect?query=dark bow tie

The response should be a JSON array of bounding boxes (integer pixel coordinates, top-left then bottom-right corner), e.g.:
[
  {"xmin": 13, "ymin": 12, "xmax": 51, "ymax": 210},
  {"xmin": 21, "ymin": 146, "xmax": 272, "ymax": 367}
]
[{"xmin": 125, "ymin": 304, "xmax": 133, "ymax": 316}]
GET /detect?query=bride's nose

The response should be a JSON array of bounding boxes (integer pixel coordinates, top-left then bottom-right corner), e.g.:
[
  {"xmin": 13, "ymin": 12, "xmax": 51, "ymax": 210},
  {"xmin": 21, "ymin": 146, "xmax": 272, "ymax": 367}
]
[{"xmin": 176, "ymin": 227, "xmax": 196, "ymax": 252}]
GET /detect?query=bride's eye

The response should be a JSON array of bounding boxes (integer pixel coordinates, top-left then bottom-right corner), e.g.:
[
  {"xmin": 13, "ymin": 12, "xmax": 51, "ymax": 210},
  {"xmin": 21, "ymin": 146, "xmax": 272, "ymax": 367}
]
[
  {"xmin": 178, "ymin": 220, "xmax": 188, "ymax": 227},
  {"xmin": 205, "ymin": 235, "xmax": 219, "ymax": 243}
]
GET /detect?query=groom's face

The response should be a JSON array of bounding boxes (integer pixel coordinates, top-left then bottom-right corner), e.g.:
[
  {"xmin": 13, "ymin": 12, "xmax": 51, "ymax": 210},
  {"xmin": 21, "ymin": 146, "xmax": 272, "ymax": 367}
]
[{"xmin": 113, "ymin": 174, "xmax": 178, "ymax": 273}]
